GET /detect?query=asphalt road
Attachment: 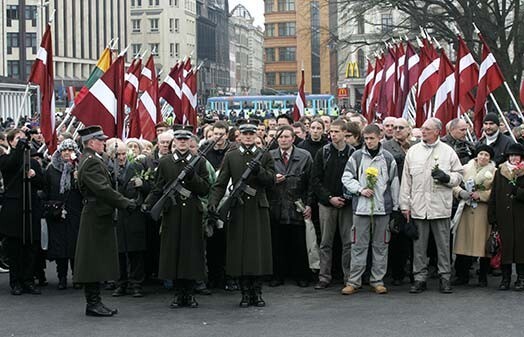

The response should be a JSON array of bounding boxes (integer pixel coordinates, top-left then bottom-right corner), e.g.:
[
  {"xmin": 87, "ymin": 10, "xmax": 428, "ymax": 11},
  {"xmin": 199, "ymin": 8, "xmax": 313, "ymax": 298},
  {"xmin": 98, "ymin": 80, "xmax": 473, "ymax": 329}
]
[{"xmin": 1, "ymin": 268, "xmax": 524, "ymax": 337}]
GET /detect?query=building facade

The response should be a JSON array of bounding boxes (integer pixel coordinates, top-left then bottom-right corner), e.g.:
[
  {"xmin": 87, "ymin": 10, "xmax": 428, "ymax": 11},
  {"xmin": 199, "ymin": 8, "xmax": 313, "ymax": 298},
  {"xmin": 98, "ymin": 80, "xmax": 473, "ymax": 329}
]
[
  {"xmin": 0, "ymin": 0, "xmax": 129, "ymax": 85},
  {"xmin": 229, "ymin": 4, "xmax": 264, "ymax": 96},
  {"xmin": 129, "ymin": 0, "xmax": 197, "ymax": 74},
  {"xmin": 263, "ymin": 0, "xmax": 337, "ymax": 95},
  {"xmin": 196, "ymin": 0, "xmax": 230, "ymax": 103}
]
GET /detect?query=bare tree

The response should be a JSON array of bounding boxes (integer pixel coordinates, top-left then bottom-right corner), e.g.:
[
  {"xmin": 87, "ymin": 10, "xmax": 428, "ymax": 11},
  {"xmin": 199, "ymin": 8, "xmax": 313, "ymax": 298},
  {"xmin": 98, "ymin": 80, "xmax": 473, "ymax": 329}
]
[{"xmin": 333, "ymin": 0, "xmax": 524, "ymax": 95}]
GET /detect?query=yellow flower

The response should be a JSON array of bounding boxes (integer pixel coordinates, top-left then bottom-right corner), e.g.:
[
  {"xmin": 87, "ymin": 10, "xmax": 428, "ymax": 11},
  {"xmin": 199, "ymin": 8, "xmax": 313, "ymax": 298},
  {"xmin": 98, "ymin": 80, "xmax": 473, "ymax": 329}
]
[{"xmin": 365, "ymin": 167, "xmax": 379, "ymax": 177}]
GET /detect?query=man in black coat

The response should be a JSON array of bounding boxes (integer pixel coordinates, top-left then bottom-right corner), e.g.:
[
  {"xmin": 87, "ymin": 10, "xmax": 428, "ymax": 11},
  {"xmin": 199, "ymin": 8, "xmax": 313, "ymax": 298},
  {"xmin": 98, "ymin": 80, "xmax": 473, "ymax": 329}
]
[
  {"xmin": 0, "ymin": 128, "xmax": 44, "ymax": 296},
  {"xmin": 441, "ymin": 118, "xmax": 475, "ymax": 165},
  {"xmin": 479, "ymin": 113, "xmax": 514, "ymax": 166}
]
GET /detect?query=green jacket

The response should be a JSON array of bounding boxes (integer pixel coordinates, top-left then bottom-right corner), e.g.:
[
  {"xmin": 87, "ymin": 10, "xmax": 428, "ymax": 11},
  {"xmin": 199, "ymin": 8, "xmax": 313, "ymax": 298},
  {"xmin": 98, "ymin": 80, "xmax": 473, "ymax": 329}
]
[
  {"xmin": 208, "ymin": 144, "xmax": 275, "ymax": 277},
  {"xmin": 73, "ymin": 148, "xmax": 132, "ymax": 283}
]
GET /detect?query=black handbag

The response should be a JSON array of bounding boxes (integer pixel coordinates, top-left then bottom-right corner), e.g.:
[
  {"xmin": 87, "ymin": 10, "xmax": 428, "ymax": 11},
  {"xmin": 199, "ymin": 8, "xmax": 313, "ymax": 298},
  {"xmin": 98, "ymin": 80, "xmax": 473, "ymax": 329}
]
[
  {"xmin": 486, "ymin": 230, "xmax": 500, "ymax": 256},
  {"xmin": 43, "ymin": 201, "xmax": 65, "ymax": 220}
]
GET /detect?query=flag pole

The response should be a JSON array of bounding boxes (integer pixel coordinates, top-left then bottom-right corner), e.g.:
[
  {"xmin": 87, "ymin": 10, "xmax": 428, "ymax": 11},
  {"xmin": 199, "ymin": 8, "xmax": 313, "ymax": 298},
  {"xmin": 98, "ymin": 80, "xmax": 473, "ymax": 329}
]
[
  {"xmin": 14, "ymin": 85, "xmax": 31, "ymax": 127},
  {"xmin": 503, "ymin": 81, "xmax": 524, "ymax": 121},
  {"xmin": 489, "ymin": 93, "xmax": 517, "ymax": 142}
]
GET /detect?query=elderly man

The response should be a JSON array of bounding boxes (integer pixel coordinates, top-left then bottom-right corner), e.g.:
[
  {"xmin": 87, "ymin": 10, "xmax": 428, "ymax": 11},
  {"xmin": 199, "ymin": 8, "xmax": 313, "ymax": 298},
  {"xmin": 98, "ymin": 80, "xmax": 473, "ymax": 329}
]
[
  {"xmin": 441, "ymin": 118, "xmax": 475, "ymax": 165},
  {"xmin": 400, "ymin": 118, "xmax": 463, "ymax": 294},
  {"xmin": 382, "ymin": 117, "xmax": 396, "ymax": 141}
]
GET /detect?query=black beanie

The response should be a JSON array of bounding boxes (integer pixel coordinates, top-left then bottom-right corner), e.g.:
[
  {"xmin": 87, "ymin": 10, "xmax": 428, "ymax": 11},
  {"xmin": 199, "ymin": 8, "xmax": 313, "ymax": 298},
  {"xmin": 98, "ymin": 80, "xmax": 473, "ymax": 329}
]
[{"xmin": 483, "ymin": 113, "xmax": 500, "ymax": 125}]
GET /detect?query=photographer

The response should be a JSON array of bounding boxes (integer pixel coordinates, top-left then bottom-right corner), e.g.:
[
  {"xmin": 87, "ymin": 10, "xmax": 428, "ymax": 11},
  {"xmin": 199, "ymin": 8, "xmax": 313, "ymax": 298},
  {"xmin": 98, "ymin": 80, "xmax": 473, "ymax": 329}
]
[{"xmin": 0, "ymin": 128, "xmax": 45, "ymax": 295}]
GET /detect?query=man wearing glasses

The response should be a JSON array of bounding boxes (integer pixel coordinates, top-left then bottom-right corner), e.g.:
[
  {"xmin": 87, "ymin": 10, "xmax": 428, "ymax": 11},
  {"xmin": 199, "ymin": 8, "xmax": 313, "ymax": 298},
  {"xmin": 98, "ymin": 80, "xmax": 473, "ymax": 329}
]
[{"xmin": 441, "ymin": 118, "xmax": 476, "ymax": 165}]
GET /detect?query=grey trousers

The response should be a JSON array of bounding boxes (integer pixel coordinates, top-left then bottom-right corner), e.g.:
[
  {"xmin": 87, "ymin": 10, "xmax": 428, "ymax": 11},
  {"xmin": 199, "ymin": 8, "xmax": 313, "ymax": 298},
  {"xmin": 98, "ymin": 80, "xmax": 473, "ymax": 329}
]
[
  {"xmin": 347, "ymin": 214, "xmax": 390, "ymax": 288},
  {"xmin": 318, "ymin": 203, "xmax": 352, "ymax": 284},
  {"xmin": 413, "ymin": 218, "xmax": 451, "ymax": 282}
]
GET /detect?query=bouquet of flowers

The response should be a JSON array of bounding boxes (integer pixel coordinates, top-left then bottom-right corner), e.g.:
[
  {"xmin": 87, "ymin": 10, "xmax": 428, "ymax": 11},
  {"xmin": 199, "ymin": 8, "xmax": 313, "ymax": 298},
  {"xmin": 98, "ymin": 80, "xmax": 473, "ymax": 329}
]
[
  {"xmin": 365, "ymin": 167, "xmax": 379, "ymax": 227},
  {"xmin": 509, "ymin": 162, "xmax": 524, "ymax": 186}
]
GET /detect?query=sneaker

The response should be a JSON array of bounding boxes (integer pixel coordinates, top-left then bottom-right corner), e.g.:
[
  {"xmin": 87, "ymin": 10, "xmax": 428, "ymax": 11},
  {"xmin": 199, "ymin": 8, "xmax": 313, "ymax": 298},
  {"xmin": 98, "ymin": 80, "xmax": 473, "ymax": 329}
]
[
  {"xmin": 372, "ymin": 285, "xmax": 388, "ymax": 294},
  {"xmin": 341, "ymin": 285, "xmax": 358, "ymax": 295},
  {"xmin": 0, "ymin": 266, "xmax": 8, "ymax": 273}
]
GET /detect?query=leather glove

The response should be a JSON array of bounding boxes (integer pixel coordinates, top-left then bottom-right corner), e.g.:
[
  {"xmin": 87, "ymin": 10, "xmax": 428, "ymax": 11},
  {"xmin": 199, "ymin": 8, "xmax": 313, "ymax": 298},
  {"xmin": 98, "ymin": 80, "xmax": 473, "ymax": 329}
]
[
  {"xmin": 458, "ymin": 190, "xmax": 470, "ymax": 200},
  {"xmin": 431, "ymin": 168, "xmax": 450, "ymax": 184},
  {"xmin": 127, "ymin": 199, "xmax": 137, "ymax": 212},
  {"xmin": 140, "ymin": 204, "xmax": 150, "ymax": 214},
  {"xmin": 247, "ymin": 159, "xmax": 261, "ymax": 175},
  {"xmin": 207, "ymin": 205, "xmax": 220, "ymax": 225},
  {"xmin": 183, "ymin": 165, "xmax": 195, "ymax": 180}
]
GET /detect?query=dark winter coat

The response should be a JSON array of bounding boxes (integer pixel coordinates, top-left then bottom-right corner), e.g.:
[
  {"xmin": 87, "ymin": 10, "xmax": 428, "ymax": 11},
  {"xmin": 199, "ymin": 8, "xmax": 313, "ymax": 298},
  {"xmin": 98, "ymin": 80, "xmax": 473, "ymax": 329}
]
[
  {"xmin": 208, "ymin": 144, "xmax": 275, "ymax": 277},
  {"xmin": 268, "ymin": 146, "xmax": 313, "ymax": 225},
  {"xmin": 44, "ymin": 152, "xmax": 82, "ymax": 259},
  {"xmin": 145, "ymin": 151, "xmax": 210, "ymax": 280},
  {"xmin": 479, "ymin": 132, "xmax": 514, "ymax": 166},
  {"xmin": 488, "ymin": 162, "xmax": 524, "ymax": 264},
  {"xmin": 297, "ymin": 134, "xmax": 328, "ymax": 160},
  {"xmin": 0, "ymin": 141, "xmax": 44, "ymax": 242},
  {"xmin": 73, "ymin": 148, "xmax": 132, "ymax": 283}
]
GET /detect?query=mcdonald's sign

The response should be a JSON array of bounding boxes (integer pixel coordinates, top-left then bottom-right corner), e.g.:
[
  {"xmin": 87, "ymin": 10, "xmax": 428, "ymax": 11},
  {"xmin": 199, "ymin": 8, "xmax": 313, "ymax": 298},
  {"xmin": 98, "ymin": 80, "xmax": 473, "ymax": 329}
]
[
  {"xmin": 345, "ymin": 62, "xmax": 360, "ymax": 78},
  {"xmin": 337, "ymin": 88, "xmax": 349, "ymax": 98}
]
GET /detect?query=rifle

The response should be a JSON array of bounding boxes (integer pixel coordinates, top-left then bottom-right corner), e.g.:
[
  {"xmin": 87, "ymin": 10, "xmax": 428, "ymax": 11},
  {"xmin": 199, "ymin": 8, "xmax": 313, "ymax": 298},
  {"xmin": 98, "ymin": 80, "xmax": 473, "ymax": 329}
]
[
  {"xmin": 149, "ymin": 134, "xmax": 224, "ymax": 222},
  {"xmin": 217, "ymin": 129, "xmax": 283, "ymax": 223}
]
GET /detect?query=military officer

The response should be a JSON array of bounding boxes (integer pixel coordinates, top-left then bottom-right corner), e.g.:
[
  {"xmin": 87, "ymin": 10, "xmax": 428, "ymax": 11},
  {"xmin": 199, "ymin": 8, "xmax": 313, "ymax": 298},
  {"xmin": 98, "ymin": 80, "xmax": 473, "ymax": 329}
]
[
  {"xmin": 144, "ymin": 125, "xmax": 210, "ymax": 309},
  {"xmin": 208, "ymin": 119, "xmax": 275, "ymax": 307},
  {"xmin": 73, "ymin": 126, "xmax": 136, "ymax": 317}
]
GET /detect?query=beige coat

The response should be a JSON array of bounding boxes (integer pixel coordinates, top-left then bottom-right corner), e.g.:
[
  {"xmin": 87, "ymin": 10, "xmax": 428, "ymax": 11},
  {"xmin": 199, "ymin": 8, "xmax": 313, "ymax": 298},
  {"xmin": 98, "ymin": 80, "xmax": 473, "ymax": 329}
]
[
  {"xmin": 400, "ymin": 140, "xmax": 463, "ymax": 219},
  {"xmin": 452, "ymin": 159, "xmax": 496, "ymax": 257}
]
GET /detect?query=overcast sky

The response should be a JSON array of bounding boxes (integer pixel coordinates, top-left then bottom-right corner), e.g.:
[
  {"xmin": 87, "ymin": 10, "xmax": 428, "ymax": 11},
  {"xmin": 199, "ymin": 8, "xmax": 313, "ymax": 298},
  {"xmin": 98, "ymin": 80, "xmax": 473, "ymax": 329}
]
[{"xmin": 229, "ymin": 0, "xmax": 265, "ymax": 28}]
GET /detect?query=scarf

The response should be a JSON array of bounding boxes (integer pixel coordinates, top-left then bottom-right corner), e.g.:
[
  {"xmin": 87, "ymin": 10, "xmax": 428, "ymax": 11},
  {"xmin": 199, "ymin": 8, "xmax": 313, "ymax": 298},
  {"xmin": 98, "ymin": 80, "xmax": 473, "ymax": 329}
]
[
  {"xmin": 485, "ymin": 131, "xmax": 499, "ymax": 146},
  {"xmin": 51, "ymin": 151, "xmax": 74, "ymax": 194}
]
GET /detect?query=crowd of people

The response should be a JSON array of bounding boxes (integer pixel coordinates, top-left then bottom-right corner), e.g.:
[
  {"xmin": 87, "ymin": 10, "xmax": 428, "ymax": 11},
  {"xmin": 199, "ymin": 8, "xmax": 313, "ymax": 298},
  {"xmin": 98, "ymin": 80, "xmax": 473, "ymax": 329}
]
[{"xmin": 1, "ymin": 108, "xmax": 524, "ymax": 317}]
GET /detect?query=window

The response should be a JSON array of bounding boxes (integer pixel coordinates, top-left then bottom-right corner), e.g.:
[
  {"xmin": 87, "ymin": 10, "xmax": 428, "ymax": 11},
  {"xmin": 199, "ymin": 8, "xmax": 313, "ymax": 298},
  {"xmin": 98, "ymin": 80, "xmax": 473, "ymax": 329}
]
[
  {"xmin": 169, "ymin": 18, "xmax": 174, "ymax": 32},
  {"xmin": 6, "ymin": 33, "xmax": 19, "ymax": 54},
  {"xmin": 150, "ymin": 18, "xmax": 159, "ymax": 32},
  {"xmin": 278, "ymin": 0, "xmax": 295, "ymax": 11},
  {"xmin": 132, "ymin": 19, "xmax": 141, "ymax": 33},
  {"xmin": 149, "ymin": 0, "xmax": 159, "ymax": 6},
  {"xmin": 132, "ymin": 43, "xmax": 142, "ymax": 56},
  {"xmin": 169, "ymin": 0, "xmax": 179, "ymax": 6},
  {"xmin": 265, "ymin": 23, "xmax": 275, "ymax": 37},
  {"xmin": 265, "ymin": 48, "xmax": 275, "ymax": 62},
  {"xmin": 173, "ymin": 18, "xmax": 179, "ymax": 32},
  {"xmin": 150, "ymin": 43, "xmax": 159, "ymax": 55},
  {"xmin": 26, "ymin": 33, "xmax": 37, "ymax": 54},
  {"xmin": 169, "ymin": 43, "xmax": 180, "ymax": 57},
  {"xmin": 279, "ymin": 72, "xmax": 296, "ymax": 85},
  {"xmin": 264, "ymin": 0, "xmax": 273, "ymax": 13},
  {"xmin": 6, "ymin": 5, "xmax": 18, "ymax": 26},
  {"xmin": 279, "ymin": 47, "xmax": 295, "ymax": 61},
  {"xmin": 131, "ymin": 0, "xmax": 142, "ymax": 6},
  {"xmin": 7, "ymin": 60, "xmax": 20, "ymax": 78},
  {"xmin": 25, "ymin": 61, "xmax": 33, "ymax": 78},
  {"xmin": 175, "ymin": 43, "xmax": 180, "ymax": 58},
  {"xmin": 381, "ymin": 14, "xmax": 393, "ymax": 33},
  {"xmin": 25, "ymin": 5, "xmax": 37, "ymax": 20},
  {"xmin": 278, "ymin": 22, "xmax": 295, "ymax": 36},
  {"xmin": 357, "ymin": 15, "xmax": 365, "ymax": 34},
  {"xmin": 266, "ymin": 73, "xmax": 276, "ymax": 86}
]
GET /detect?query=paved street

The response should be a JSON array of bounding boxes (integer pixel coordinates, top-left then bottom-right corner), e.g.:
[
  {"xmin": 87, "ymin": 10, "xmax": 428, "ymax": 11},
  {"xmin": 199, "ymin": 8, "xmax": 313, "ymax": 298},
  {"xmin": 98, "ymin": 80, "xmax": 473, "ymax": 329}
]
[{"xmin": 1, "ymin": 267, "xmax": 524, "ymax": 337}]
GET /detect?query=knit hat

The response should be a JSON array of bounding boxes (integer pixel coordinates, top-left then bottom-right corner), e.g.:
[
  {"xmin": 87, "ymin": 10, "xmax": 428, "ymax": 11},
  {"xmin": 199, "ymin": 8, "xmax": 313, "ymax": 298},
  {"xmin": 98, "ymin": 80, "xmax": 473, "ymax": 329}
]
[
  {"xmin": 483, "ymin": 113, "xmax": 500, "ymax": 125},
  {"xmin": 58, "ymin": 138, "xmax": 79, "ymax": 152},
  {"xmin": 474, "ymin": 144, "xmax": 495, "ymax": 160}
]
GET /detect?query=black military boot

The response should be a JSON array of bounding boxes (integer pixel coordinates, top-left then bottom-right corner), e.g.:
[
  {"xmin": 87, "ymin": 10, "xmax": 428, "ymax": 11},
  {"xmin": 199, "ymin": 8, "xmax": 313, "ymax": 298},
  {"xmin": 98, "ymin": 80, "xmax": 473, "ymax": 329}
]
[
  {"xmin": 251, "ymin": 280, "xmax": 266, "ymax": 307},
  {"xmin": 112, "ymin": 285, "xmax": 127, "ymax": 297},
  {"xmin": 85, "ymin": 283, "xmax": 113, "ymax": 317},
  {"xmin": 170, "ymin": 287, "xmax": 186, "ymax": 309},
  {"xmin": 499, "ymin": 264, "xmax": 512, "ymax": 290},
  {"xmin": 239, "ymin": 278, "xmax": 251, "ymax": 308},
  {"xmin": 514, "ymin": 264, "xmax": 524, "ymax": 291}
]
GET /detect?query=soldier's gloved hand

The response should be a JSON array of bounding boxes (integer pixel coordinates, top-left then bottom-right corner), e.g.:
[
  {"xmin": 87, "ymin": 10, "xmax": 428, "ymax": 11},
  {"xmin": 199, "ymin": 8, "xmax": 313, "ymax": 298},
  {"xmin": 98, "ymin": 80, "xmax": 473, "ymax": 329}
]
[
  {"xmin": 247, "ymin": 159, "xmax": 261, "ymax": 175},
  {"xmin": 127, "ymin": 199, "xmax": 137, "ymax": 212},
  {"xmin": 207, "ymin": 205, "xmax": 220, "ymax": 225},
  {"xmin": 131, "ymin": 177, "xmax": 143, "ymax": 188},
  {"xmin": 431, "ymin": 168, "xmax": 450, "ymax": 184},
  {"xmin": 140, "ymin": 204, "xmax": 150, "ymax": 214},
  {"xmin": 458, "ymin": 190, "xmax": 470, "ymax": 200},
  {"xmin": 183, "ymin": 165, "xmax": 195, "ymax": 179}
]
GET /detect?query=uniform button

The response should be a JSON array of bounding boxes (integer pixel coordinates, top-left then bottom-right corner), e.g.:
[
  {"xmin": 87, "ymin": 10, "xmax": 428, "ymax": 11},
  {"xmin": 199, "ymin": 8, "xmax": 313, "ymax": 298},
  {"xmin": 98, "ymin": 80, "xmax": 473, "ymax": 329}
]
[
  {"xmin": 182, "ymin": 203, "xmax": 186, "ymax": 206},
  {"xmin": 247, "ymin": 196, "xmax": 250, "ymax": 200}
]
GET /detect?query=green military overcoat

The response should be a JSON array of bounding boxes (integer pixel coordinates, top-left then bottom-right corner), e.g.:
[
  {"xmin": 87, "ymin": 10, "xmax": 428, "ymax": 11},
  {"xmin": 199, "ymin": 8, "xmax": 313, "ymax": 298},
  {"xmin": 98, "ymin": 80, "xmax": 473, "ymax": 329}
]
[
  {"xmin": 73, "ymin": 148, "xmax": 131, "ymax": 283},
  {"xmin": 208, "ymin": 145, "xmax": 275, "ymax": 277},
  {"xmin": 145, "ymin": 151, "xmax": 209, "ymax": 281}
]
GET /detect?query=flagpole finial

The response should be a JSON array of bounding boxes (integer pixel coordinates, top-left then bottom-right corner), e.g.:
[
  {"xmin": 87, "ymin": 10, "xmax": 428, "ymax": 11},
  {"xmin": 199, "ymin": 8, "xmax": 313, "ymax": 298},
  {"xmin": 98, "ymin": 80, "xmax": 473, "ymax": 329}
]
[
  {"xmin": 432, "ymin": 36, "xmax": 442, "ymax": 49},
  {"xmin": 141, "ymin": 49, "xmax": 148, "ymax": 60},
  {"xmin": 419, "ymin": 26, "xmax": 426, "ymax": 39},
  {"xmin": 416, "ymin": 36, "xmax": 424, "ymax": 48},
  {"xmin": 106, "ymin": 38, "xmax": 114, "ymax": 49},
  {"xmin": 196, "ymin": 61, "xmax": 205, "ymax": 71},
  {"xmin": 118, "ymin": 44, "xmax": 130, "ymax": 57},
  {"xmin": 301, "ymin": 60, "xmax": 304, "ymax": 71},
  {"xmin": 48, "ymin": 9, "xmax": 56, "ymax": 24},
  {"xmin": 110, "ymin": 38, "xmax": 119, "ymax": 50},
  {"xmin": 473, "ymin": 23, "xmax": 480, "ymax": 34}
]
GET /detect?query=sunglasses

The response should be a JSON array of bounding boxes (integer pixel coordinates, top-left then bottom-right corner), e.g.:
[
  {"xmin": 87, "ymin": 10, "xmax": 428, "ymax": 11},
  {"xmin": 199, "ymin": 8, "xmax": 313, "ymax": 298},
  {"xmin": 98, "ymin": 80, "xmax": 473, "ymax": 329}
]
[{"xmin": 394, "ymin": 126, "xmax": 406, "ymax": 130}]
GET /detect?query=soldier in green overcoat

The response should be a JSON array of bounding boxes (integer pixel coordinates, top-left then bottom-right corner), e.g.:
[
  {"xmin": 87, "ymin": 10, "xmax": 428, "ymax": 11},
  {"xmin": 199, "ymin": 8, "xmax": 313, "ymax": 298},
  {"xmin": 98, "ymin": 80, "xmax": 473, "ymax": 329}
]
[
  {"xmin": 73, "ymin": 126, "xmax": 135, "ymax": 317},
  {"xmin": 144, "ymin": 126, "xmax": 210, "ymax": 308},
  {"xmin": 208, "ymin": 119, "xmax": 275, "ymax": 307}
]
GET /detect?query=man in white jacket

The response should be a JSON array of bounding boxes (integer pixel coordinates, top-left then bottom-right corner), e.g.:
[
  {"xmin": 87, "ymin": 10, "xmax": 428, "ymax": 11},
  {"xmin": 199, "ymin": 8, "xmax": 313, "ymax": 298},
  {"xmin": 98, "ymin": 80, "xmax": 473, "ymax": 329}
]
[
  {"xmin": 400, "ymin": 118, "xmax": 463, "ymax": 294},
  {"xmin": 341, "ymin": 124, "xmax": 400, "ymax": 295}
]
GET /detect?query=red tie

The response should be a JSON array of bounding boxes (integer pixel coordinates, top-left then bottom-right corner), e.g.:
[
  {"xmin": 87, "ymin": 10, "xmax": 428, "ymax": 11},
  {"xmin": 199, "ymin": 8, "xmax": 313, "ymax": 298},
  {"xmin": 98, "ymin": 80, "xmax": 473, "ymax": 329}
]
[{"xmin": 282, "ymin": 151, "xmax": 289, "ymax": 166}]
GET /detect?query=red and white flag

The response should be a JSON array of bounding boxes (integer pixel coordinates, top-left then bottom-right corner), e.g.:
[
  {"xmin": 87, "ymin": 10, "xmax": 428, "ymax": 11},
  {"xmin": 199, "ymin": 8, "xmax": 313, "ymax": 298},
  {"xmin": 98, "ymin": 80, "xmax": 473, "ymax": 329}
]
[
  {"xmin": 377, "ymin": 47, "xmax": 397, "ymax": 118},
  {"xmin": 520, "ymin": 79, "xmax": 524, "ymax": 107},
  {"xmin": 434, "ymin": 50, "xmax": 456, "ymax": 134},
  {"xmin": 416, "ymin": 39, "xmax": 440, "ymax": 126},
  {"xmin": 124, "ymin": 57, "xmax": 143, "ymax": 139},
  {"xmin": 360, "ymin": 60, "xmax": 375, "ymax": 118},
  {"xmin": 137, "ymin": 55, "xmax": 161, "ymax": 141},
  {"xmin": 396, "ymin": 41, "xmax": 420, "ymax": 118},
  {"xmin": 367, "ymin": 55, "xmax": 385, "ymax": 123},
  {"xmin": 28, "ymin": 23, "xmax": 56, "ymax": 153},
  {"xmin": 454, "ymin": 36, "xmax": 478, "ymax": 116},
  {"xmin": 473, "ymin": 33, "xmax": 505, "ymax": 138},
  {"xmin": 72, "ymin": 54, "xmax": 126, "ymax": 138},
  {"xmin": 292, "ymin": 69, "xmax": 306, "ymax": 121},
  {"xmin": 181, "ymin": 69, "xmax": 198, "ymax": 131},
  {"xmin": 159, "ymin": 62, "xmax": 183, "ymax": 123}
]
